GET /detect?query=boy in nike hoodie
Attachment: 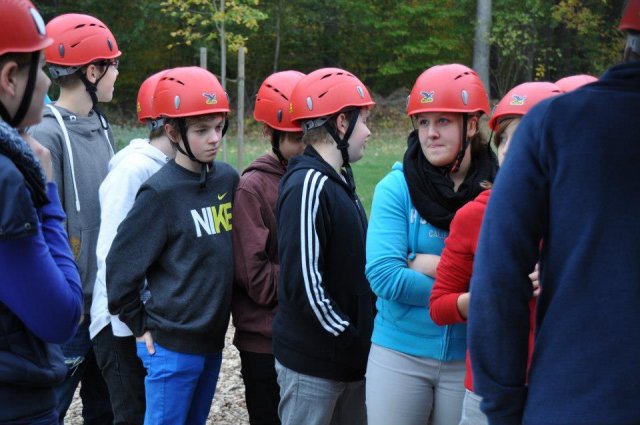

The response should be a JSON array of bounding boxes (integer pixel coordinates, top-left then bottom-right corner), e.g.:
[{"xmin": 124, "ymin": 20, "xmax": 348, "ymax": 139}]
[
  {"xmin": 272, "ymin": 68, "xmax": 376, "ymax": 425},
  {"xmin": 28, "ymin": 13, "xmax": 121, "ymax": 423},
  {"xmin": 107, "ymin": 67, "xmax": 239, "ymax": 425},
  {"xmin": 89, "ymin": 70, "xmax": 175, "ymax": 424}
]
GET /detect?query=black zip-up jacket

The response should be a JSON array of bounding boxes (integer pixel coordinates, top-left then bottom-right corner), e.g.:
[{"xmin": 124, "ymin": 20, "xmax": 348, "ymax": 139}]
[{"xmin": 272, "ymin": 145, "xmax": 375, "ymax": 382}]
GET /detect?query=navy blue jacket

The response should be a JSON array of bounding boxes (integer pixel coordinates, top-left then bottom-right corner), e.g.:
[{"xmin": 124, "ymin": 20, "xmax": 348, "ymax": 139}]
[
  {"xmin": 273, "ymin": 145, "xmax": 375, "ymax": 382},
  {"xmin": 469, "ymin": 60, "xmax": 640, "ymax": 425},
  {"xmin": 0, "ymin": 121, "xmax": 82, "ymax": 421}
]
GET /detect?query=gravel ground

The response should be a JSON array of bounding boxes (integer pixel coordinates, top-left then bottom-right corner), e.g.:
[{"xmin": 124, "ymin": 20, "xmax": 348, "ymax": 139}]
[{"xmin": 65, "ymin": 325, "xmax": 250, "ymax": 424}]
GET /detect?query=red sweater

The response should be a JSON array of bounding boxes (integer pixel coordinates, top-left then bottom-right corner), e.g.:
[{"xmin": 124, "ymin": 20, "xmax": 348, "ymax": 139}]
[{"xmin": 430, "ymin": 190, "xmax": 535, "ymax": 391}]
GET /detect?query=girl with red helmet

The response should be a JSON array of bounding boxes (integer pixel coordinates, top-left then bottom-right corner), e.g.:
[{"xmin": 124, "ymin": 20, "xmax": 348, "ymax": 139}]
[
  {"xmin": 272, "ymin": 67, "xmax": 375, "ymax": 425},
  {"xmin": 107, "ymin": 66, "xmax": 239, "ymax": 425},
  {"xmin": 28, "ymin": 12, "xmax": 121, "ymax": 423},
  {"xmin": 554, "ymin": 74, "xmax": 597, "ymax": 92},
  {"xmin": 0, "ymin": 0, "xmax": 83, "ymax": 422},
  {"xmin": 430, "ymin": 81, "xmax": 563, "ymax": 425},
  {"xmin": 365, "ymin": 64, "xmax": 498, "ymax": 425},
  {"xmin": 231, "ymin": 70, "xmax": 305, "ymax": 425},
  {"xmin": 90, "ymin": 69, "xmax": 176, "ymax": 425}
]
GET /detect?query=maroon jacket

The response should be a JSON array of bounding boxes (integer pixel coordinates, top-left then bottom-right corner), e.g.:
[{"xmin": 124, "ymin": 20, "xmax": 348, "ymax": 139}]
[{"xmin": 231, "ymin": 154, "xmax": 285, "ymax": 353}]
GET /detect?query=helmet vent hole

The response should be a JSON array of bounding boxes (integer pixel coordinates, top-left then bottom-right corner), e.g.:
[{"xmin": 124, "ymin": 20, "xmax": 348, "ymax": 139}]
[
  {"xmin": 318, "ymin": 91, "xmax": 328, "ymax": 98},
  {"xmin": 321, "ymin": 73, "xmax": 332, "ymax": 80}
]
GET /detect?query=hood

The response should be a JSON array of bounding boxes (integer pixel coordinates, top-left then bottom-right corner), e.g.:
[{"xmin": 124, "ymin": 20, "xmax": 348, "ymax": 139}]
[
  {"xmin": 242, "ymin": 153, "xmax": 286, "ymax": 178},
  {"xmin": 42, "ymin": 104, "xmax": 106, "ymax": 137},
  {"xmin": 108, "ymin": 138, "xmax": 168, "ymax": 171}
]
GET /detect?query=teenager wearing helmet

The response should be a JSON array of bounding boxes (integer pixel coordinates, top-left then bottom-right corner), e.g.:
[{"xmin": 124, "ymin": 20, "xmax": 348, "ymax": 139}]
[
  {"xmin": 107, "ymin": 66, "xmax": 239, "ymax": 425},
  {"xmin": 468, "ymin": 2, "xmax": 640, "ymax": 424},
  {"xmin": 554, "ymin": 74, "xmax": 598, "ymax": 92},
  {"xmin": 27, "ymin": 12, "xmax": 121, "ymax": 423},
  {"xmin": 430, "ymin": 82, "xmax": 563, "ymax": 425},
  {"xmin": 365, "ymin": 64, "xmax": 497, "ymax": 425},
  {"xmin": 89, "ymin": 69, "xmax": 176, "ymax": 424},
  {"xmin": 0, "ymin": 0, "xmax": 83, "ymax": 421},
  {"xmin": 231, "ymin": 70, "xmax": 305, "ymax": 425},
  {"xmin": 272, "ymin": 67, "xmax": 375, "ymax": 425}
]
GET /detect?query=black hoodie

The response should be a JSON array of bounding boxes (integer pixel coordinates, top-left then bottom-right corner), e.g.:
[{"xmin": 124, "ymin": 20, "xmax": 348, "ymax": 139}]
[{"xmin": 273, "ymin": 145, "xmax": 375, "ymax": 382}]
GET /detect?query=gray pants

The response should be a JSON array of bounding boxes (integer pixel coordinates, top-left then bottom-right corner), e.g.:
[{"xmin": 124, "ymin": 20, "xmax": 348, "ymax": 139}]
[
  {"xmin": 458, "ymin": 389, "xmax": 488, "ymax": 425},
  {"xmin": 365, "ymin": 344, "xmax": 465, "ymax": 425},
  {"xmin": 275, "ymin": 360, "xmax": 366, "ymax": 425}
]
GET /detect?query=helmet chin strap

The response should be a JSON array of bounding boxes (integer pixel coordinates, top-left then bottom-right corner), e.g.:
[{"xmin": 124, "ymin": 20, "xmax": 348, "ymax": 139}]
[
  {"xmin": 324, "ymin": 110, "xmax": 360, "ymax": 191},
  {"xmin": 271, "ymin": 130, "xmax": 288, "ymax": 166},
  {"xmin": 175, "ymin": 117, "xmax": 229, "ymax": 188},
  {"xmin": 0, "ymin": 52, "xmax": 39, "ymax": 128},
  {"xmin": 449, "ymin": 114, "xmax": 469, "ymax": 174},
  {"xmin": 77, "ymin": 63, "xmax": 111, "ymax": 130}
]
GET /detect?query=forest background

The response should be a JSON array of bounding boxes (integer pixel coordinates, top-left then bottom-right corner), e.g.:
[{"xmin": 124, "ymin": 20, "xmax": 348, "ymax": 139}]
[{"xmin": 38, "ymin": 0, "xmax": 628, "ymax": 212}]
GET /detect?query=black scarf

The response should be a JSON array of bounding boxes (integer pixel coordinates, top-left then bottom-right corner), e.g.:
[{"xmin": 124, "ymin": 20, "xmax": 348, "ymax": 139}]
[
  {"xmin": 403, "ymin": 130, "xmax": 497, "ymax": 231},
  {"xmin": 0, "ymin": 120, "xmax": 49, "ymax": 208}
]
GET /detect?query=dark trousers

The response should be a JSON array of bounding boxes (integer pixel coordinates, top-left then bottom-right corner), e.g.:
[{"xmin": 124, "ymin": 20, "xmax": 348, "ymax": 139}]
[
  {"xmin": 54, "ymin": 316, "xmax": 113, "ymax": 425},
  {"xmin": 93, "ymin": 324, "xmax": 146, "ymax": 425},
  {"xmin": 239, "ymin": 350, "xmax": 281, "ymax": 425}
]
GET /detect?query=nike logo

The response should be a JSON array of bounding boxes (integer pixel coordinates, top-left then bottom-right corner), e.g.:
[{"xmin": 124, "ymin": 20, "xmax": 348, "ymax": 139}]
[{"xmin": 217, "ymin": 192, "xmax": 227, "ymax": 200}]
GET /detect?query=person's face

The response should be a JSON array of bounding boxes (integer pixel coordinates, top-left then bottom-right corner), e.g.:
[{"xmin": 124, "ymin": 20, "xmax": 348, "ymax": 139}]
[
  {"xmin": 19, "ymin": 51, "xmax": 51, "ymax": 128},
  {"xmin": 91, "ymin": 59, "xmax": 119, "ymax": 103},
  {"xmin": 496, "ymin": 118, "xmax": 521, "ymax": 165},
  {"xmin": 181, "ymin": 114, "xmax": 225, "ymax": 163},
  {"xmin": 278, "ymin": 131, "xmax": 304, "ymax": 161},
  {"xmin": 346, "ymin": 109, "xmax": 371, "ymax": 164},
  {"xmin": 415, "ymin": 112, "xmax": 476, "ymax": 167}
]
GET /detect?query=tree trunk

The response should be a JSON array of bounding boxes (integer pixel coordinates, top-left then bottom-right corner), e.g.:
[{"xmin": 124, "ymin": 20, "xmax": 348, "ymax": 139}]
[
  {"xmin": 220, "ymin": 0, "xmax": 227, "ymax": 162},
  {"xmin": 473, "ymin": 0, "xmax": 492, "ymax": 98},
  {"xmin": 273, "ymin": 0, "xmax": 282, "ymax": 73}
]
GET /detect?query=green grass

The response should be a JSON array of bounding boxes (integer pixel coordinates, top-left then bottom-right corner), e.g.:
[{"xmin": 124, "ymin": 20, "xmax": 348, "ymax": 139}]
[{"xmin": 112, "ymin": 124, "xmax": 409, "ymax": 216}]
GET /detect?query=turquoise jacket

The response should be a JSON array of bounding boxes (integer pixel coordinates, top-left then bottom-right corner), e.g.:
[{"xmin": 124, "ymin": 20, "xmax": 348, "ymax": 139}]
[{"xmin": 365, "ymin": 162, "xmax": 466, "ymax": 360}]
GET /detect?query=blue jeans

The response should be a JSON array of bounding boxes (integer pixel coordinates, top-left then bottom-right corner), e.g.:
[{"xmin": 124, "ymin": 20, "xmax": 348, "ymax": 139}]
[
  {"xmin": 55, "ymin": 316, "xmax": 113, "ymax": 425},
  {"xmin": 136, "ymin": 342, "xmax": 222, "ymax": 425},
  {"xmin": 274, "ymin": 360, "xmax": 366, "ymax": 425}
]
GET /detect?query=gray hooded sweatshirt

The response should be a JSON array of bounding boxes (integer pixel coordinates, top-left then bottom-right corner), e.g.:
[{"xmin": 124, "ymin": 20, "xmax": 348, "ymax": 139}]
[{"xmin": 30, "ymin": 105, "xmax": 114, "ymax": 311}]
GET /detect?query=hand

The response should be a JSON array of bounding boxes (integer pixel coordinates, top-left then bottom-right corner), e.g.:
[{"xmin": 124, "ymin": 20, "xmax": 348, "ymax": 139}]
[
  {"xmin": 407, "ymin": 253, "xmax": 440, "ymax": 278},
  {"xmin": 21, "ymin": 133, "xmax": 53, "ymax": 182},
  {"xmin": 136, "ymin": 331, "xmax": 155, "ymax": 355},
  {"xmin": 529, "ymin": 263, "xmax": 540, "ymax": 298},
  {"xmin": 456, "ymin": 292, "xmax": 470, "ymax": 319}
]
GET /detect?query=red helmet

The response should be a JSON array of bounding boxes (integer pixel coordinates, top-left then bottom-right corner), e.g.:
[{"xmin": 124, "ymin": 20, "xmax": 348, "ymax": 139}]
[
  {"xmin": 44, "ymin": 13, "xmax": 121, "ymax": 67},
  {"xmin": 254, "ymin": 70, "xmax": 305, "ymax": 131},
  {"xmin": 152, "ymin": 66, "xmax": 230, "ymax": 119},
  {"xmin": 0, "ymin": 0, "xmax": 52, "ymax": 56},
  {"xmin": 489, "ymin": 82, "xmax": 563, "ymax": 131},
  {"xmin": 619, "ymin": 0, "xmax": 640, "ymax": 31},
  {"xmin": 137, "ymin": 70, "xmax": 170, "ymax": 123},
  {"xmin": 289, "ymin": 67, "xmax": 374, "ymax": 124},
  {"xmin": 554, "ymin": 74, "xmax": 597, "ymax": 92},
  {"xmin": 407, "ymin": 64, "xmax": 489, "ymax": 117}
]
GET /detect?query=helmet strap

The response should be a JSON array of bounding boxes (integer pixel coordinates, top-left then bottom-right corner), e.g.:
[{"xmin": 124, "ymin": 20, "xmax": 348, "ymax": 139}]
[
  {"xmin": 450, "ymin": 114, "xmax": 469, "ymax": 174},
  {"xmin": 0, "ymin": 52, "xmax": 39, "ymax": 128},
  {"xmin": 271, "ymin": 130, "xmax": 288, "ymax": 166},
  {"xmin": 175, "ymin": 118, "xmax": 212, "ymax": 188},
  {"xmin": 77, "ymin": 62, "xmax": 111, "ymax": 109},
  {"xmin": 325, "ymin": 109, "xmax": 360, "ymax": 191}
]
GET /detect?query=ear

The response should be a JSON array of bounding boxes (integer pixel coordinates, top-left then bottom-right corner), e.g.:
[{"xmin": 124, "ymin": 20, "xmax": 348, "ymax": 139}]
[
  {"xmin": 164, "ymin": 122, "xmax": 180, "ymax": 144},
  {"xmin": 335, "ymin": 113, "xmax": 348, "ymax": 137},
  {"xmin": 83, "ymin": 63, "xmax": 99, "ymax": 84},
  {"xmin": 0, "ymin": 60, "xmax": 21, "ymax": 97},
  {"xmin": 466, "ymin": 115, "xmax": 479, "ymax": 138}
]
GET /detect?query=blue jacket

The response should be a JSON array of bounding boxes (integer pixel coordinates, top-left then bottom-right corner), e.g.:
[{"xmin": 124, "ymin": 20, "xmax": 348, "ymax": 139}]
[
  {"xmin": 469, "ymin": 60, "xmax": 640, "ymax": 425},
  {"xmin": 0, "ymin": 121, "xmax": 82, "ymax": 421},
  {"xmin": 366, "ymin": 162, "xmax": 466, "ymax": 360}
]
